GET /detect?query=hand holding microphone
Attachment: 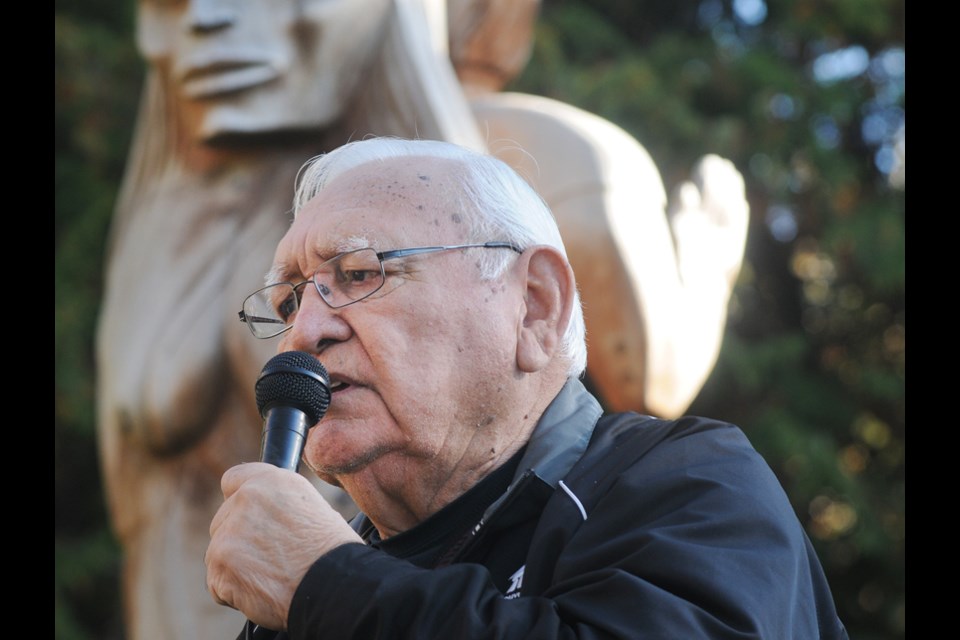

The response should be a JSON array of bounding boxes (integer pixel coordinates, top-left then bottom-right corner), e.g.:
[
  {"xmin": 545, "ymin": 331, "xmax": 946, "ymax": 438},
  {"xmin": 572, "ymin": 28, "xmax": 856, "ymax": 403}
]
[{"xmin": 207, "ymin": 352, "xmax": 362, "ymax": 633}]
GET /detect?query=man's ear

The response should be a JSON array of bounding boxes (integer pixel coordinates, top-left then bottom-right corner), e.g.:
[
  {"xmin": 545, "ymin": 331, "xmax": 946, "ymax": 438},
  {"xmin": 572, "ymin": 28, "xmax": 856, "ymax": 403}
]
[{"xmin": 515, "ymin": 245, "xmax": 576, "ymax": 373}]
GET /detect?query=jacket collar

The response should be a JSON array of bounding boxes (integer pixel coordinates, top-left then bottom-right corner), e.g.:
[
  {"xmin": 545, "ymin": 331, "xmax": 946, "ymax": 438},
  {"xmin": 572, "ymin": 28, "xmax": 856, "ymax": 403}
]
[
  {"xmin": 512, "ymin": 377, "xmax": 603, "ymax": 488},
  {"xmin": 478, "ymin": 378, "xmax": 603, "ymax": 522}
]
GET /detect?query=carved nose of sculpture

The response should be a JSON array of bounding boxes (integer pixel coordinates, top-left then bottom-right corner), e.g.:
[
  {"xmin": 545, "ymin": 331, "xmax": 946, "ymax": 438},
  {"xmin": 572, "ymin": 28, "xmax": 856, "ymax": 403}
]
[{"xmin": 188, "ymin": 0, "xmax": 237, "ymax": 34}]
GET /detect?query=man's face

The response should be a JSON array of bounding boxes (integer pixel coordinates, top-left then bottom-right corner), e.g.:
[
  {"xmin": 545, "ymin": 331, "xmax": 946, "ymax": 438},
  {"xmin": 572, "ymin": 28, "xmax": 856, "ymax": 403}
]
[
  {"xmin": 137, "ymin": 0, "xmax": 391, "ymax": 141},
  {"xmin": 272, "ymin": 157, "xmax": 526, "ymax": 495}
]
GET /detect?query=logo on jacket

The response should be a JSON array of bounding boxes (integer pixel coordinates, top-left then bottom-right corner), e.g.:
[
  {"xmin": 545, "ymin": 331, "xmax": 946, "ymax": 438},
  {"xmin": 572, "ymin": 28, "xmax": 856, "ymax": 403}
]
[{"xmin": 504, "ymin": 565, "xmax": 525, "ymax": 599}]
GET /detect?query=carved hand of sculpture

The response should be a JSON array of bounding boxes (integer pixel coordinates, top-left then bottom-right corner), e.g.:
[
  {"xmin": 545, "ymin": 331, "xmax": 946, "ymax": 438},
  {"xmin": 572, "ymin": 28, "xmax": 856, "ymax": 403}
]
[{"xmin": 668, "ymin": 154, "xmax": 750, "ymax": 297}]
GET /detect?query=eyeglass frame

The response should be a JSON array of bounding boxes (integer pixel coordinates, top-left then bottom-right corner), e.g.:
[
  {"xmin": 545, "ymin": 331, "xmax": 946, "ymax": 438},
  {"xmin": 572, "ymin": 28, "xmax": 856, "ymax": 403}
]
[{"xmin": 238, "ymin": 241, "xmax": 524, "ymax": 338}]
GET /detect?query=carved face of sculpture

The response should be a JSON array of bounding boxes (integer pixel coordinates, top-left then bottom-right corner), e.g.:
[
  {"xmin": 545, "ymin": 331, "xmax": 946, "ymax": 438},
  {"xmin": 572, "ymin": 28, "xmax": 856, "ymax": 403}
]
[{"xmin": 137, "ymin": 0, "xmax": 392, "ymax": 141}]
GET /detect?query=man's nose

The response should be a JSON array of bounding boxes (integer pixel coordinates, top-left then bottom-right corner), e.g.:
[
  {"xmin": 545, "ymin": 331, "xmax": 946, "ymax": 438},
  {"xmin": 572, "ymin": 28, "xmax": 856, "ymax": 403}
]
[{"xmin": 279, "ymin": 284, "xmax": 351, "ymax": 355}]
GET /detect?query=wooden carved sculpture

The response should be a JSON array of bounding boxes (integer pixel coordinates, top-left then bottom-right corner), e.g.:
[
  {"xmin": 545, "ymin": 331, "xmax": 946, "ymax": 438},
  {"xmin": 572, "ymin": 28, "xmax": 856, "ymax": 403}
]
[{"xmin": 96, "ymin": 1, "xmax": 748, "ymax": 638}]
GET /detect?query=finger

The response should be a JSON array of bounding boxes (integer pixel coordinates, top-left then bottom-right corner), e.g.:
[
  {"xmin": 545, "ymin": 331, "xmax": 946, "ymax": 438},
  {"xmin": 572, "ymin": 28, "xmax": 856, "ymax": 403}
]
[
  {"xmin": 205, "ymin": 559, "xmax": 235, "ymax": 609},
  {"xmin": 220, "ymin": 462, "xmax": 262, "ymax": 499},
  {"xmin": 204, "ymin": 540, "xmax": 227, "ymax": 606},
  {"xmin": 220, "ymin": 462, "xmax": 278, "ymax": 499},
  {"xmin": 208, "ymin": 493, "xmax": 230, "ymax": 539},
  {"xmin": 209, "ymin": 463, "xmax": 263, "ymax": 538}
]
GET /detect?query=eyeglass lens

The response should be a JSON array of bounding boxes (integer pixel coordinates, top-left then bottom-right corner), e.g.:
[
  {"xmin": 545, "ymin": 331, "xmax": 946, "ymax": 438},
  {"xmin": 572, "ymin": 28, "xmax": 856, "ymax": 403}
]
[
  {"xmin": 242, "ymin": 248, "xmax": 385, "ymax": 337},
  {"xmin": 314, "ymin": 248, "xmax": 386, "ymax": 306}
]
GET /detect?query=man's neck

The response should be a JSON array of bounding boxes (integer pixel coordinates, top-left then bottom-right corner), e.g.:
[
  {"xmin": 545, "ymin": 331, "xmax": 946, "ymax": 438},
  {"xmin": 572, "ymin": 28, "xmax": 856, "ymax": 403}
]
[{"xmin": 338, "ymin": 374, "xmax": 568, "ymax": 539}]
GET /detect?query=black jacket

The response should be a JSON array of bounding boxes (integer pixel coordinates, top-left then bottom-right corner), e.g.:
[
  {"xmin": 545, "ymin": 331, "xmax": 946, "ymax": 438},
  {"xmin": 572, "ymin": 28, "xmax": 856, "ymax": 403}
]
[{"xmin": 248, "ymin": 379, "xmax": 848, "ymax": 639}]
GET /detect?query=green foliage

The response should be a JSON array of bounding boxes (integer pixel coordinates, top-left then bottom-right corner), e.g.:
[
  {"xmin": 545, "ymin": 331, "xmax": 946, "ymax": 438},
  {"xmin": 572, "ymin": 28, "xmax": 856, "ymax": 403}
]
[
  {"xmin": 56, "ymin": 3, "xmax": 143, "ymax": 639},
  {"xmin": 55, "ymin": 529, "xmax": 125, "ymax": 640},
  {"xmin": 824, "ymin": 195, "xmax": 906, "ymax": 293},
  {"xmin": 515, "ymin": 1, "xmax": 903, "ymax": 638}
]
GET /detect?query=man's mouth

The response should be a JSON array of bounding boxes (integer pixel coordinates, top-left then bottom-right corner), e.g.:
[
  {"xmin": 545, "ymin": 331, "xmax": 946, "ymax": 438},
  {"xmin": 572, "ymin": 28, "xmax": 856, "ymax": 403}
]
[{"xmin": 329, "ymin": 379, "xmax": 351, "ymax": 394}]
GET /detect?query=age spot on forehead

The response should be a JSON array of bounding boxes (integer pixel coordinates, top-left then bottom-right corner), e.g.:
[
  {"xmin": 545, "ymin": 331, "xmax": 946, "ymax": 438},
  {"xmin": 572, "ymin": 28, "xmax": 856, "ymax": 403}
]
[
  {"xmin": 418, "ymin": 174, "xmax": 430, "ymax": 182},
  {"xmin": 451, "ymin": 213, "xmax": 462, "ymax": 224}
]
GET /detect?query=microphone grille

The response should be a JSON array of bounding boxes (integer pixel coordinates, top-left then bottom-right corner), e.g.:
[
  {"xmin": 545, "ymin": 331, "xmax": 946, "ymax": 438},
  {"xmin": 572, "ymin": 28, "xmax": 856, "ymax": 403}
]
[{"xmin": 255, "ymin": 351, "xmax": 331, "ymax": 425}]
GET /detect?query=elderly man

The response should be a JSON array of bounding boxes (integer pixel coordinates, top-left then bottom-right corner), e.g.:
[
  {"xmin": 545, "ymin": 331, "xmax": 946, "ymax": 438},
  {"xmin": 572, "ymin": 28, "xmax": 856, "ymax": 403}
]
[{"xmin": 205, "ymin": 138, "xmax": 847, "ymax": 639}]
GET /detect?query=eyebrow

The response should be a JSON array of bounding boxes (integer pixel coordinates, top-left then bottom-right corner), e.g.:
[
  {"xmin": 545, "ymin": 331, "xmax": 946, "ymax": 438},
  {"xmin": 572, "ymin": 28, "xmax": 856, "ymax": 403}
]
[
  {"xmin": 338, "ymin": 235, "xmax": 373, "ymax": 253},
  {"xmin": 264, "ymin": 235, "xmax": 374, "ymax": 286},
  {"xmin": 264, "ymin": 264, "xmax": 292, "ymax": 287}
]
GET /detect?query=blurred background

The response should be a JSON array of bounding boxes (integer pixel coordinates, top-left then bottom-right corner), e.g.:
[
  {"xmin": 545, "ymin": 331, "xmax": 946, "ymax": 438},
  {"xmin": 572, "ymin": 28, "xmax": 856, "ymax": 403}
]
[{"xmin": 55, "ymin": 0, "xmax": 904, "ymax": 638}]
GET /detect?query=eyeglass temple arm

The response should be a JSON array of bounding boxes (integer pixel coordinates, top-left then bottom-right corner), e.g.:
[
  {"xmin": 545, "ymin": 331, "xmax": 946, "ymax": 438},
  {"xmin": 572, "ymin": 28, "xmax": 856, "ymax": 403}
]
[
  {"xmin": 238, "ymin": 311, "xmax": 286, "ymax": 325},
  {"xmin": 378, "ymin": 242, "xmax": 522, "ymax": 260}
]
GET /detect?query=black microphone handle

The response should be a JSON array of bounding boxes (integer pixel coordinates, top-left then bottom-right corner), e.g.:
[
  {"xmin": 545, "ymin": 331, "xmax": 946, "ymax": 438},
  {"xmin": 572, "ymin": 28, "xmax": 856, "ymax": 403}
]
[
  {"xmin": 259, "ymin": 405, "xmax": 312, "ymax": 471},
  {"xmin": 242, "ymin": 407, "xmax": 313, "ymax": 640},
  {"xmin": 241, "ymin": 406, "xmax": 312, "ymax": 640},
  {"xmin": 241, "ymin": 352, "xmax": 330, "ymax": 638}
]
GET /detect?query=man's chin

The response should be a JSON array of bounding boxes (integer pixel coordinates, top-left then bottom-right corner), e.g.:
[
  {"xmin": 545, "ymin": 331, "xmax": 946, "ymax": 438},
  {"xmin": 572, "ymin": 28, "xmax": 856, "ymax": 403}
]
[
  {"xmin": 304, "ymin": 441, "xmax": 393, "ymax": 479},
  {"xmin": 308, "ymin": 467, "xmax": 342, "ymax": 488}
]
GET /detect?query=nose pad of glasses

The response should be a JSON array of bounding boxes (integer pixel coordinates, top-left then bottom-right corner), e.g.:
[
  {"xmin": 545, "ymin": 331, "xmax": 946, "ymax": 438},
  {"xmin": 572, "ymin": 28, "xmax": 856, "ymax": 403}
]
[{"xmin": 317, "ymin": 283, "xmax": 332, "ymax": 297}]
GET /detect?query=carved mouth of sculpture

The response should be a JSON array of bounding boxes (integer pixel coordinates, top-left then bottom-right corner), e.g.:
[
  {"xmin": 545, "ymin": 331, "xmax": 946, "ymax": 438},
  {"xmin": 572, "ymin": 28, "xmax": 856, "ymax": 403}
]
[{"xmin": 179, "ymin": 60, "xmax": 280, "ymax": 99}]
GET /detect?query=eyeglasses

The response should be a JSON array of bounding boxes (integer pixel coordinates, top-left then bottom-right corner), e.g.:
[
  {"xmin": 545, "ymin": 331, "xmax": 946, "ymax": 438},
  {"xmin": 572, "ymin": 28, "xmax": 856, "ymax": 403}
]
[{"xmin": 239, "ymin": 241, "xmax": 523, "ymax": 338}]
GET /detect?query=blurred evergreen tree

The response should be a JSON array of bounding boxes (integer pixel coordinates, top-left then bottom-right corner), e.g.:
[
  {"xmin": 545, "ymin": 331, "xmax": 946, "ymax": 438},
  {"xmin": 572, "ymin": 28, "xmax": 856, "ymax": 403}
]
[
  {"xmin": 54, "ymin": 0, "xmax": 904, "ymax": 638},
  {"xmin": 510, "ymin": 1, "xmax": 904, "ymax": 638},
  {"xmin": 55, "ymin": 1, "xmax": 141, "ymax": 638}
]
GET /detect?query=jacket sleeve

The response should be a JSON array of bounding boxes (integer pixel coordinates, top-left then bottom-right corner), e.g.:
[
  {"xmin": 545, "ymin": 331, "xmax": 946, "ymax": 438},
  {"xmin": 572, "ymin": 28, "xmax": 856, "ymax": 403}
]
[
  {"xmin": 289, "ymin": 544, "xmax": 587, "ymax": 639},
  {"xmin": 286, "ymin": 418, "xmax": 847, "ymax": 639},
  {"xmin": 536, "ymin": 417, "xmax": 848, "ymax": 639}
]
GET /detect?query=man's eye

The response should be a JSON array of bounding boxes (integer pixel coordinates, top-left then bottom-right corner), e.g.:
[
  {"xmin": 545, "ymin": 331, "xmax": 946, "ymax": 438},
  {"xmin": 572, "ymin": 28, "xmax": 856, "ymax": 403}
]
[
  {"xmin": 335, "ymin": 267, "xmax": 378, "ymax": 286},
  {"xmin": 275, "ymin": 289, "xmax": 301, "ymax": 322},
  {"xmin": 277, "ymin": 298, "xmax": 295, "ymax": 322},
  {"xmin": 346, "ymin": 270, "xmax": 375, "ymax": 283}
]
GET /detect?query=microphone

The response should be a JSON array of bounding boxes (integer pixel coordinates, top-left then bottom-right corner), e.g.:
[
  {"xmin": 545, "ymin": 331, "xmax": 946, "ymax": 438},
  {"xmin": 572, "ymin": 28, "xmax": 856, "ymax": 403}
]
[
  {"xmin": 255, "ymin": 351, "xmax": 331, "ymax": 471},
  {"xmin": 241, "ymin": 352, "xmax": 331, "ymax": 640}
]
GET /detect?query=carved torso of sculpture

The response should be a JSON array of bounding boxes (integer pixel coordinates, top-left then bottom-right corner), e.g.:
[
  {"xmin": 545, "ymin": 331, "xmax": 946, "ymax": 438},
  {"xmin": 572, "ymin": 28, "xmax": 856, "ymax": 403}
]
[{"xmin": 97, "ymin": 146, "xmax": 327, "ymax": 637}]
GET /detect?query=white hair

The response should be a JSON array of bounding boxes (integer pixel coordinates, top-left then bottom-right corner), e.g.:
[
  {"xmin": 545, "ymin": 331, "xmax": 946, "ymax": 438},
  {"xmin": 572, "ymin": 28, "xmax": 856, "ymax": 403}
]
[{"xmin": 292, "ymin": 137, "xmax": 588, "ymax": 378}]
